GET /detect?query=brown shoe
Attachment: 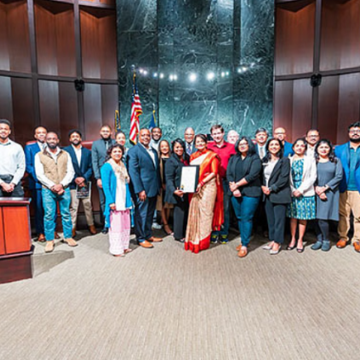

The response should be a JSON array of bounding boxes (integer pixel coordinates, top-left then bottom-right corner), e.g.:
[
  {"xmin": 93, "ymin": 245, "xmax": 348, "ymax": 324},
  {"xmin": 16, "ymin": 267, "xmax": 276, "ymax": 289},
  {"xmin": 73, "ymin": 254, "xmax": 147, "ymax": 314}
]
[
  {"xmin": 353, "ymin": 241, "xmax": 360, "ymax": 253},
  {"xmin": 238, "ymin": 247, "xmax": 248, "ymax": 258},
  {"xmin": 336, "ymin": 239, "xmax": 347, "ymax": 248},
  {"xmin": 147, "ymin": 236, "xmax": 163, "ymax": 242},
  {"xmin": 54, "ymin": 232, "xmax": 61, "ymax": 239},
  {"xmin": 63, "ymin": 238, "xmax": 78, "ymax": 247},
  {"xmin": 45, "ymin": 241, "xmax": 55, "ymax": 253},
  {"xmin": 37, "ymin": 233, "xmax": 46, "ymax": 242},
  {"xmin": 139, "ymin": 240, "xmax": 153, "ymax": 248},
  {"xmin": 72, "ymin": 228, "xmax": 76, "ymax": 238},
  {"xmin": 236, "ymin": 243, "xmax": 242, "ymax": 251},
  {"xmin": 89, "ymin": 225, "xmax": 97, "ymax": 235}
]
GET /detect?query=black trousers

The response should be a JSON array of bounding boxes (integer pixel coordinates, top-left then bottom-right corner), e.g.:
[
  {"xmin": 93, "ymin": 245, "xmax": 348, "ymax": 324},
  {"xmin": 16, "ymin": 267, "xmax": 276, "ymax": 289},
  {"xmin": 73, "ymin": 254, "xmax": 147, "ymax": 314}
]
[
  {"xmin": 264, "ymin": 198, "xmax": 287, "ymax": 244},
  {"xmin": 173, "ymin": 196, "xmax": 189, "ymax": 240},
  {"xmin": 0, "ymin": 175, "xmax": 24, "ymax": 197}
]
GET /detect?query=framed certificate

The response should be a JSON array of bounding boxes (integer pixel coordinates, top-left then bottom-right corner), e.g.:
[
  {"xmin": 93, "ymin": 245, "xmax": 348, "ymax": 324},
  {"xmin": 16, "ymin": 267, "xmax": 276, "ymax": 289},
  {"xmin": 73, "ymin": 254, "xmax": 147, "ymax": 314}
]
[{"xmin": 180, "ymin": 166, "xmax": 199, "ymax": 193}]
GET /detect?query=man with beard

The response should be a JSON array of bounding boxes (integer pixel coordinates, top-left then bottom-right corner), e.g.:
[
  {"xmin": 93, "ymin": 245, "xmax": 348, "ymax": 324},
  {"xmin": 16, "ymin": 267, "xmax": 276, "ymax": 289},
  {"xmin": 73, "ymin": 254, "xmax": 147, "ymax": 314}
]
[
  {"xmin": 305, "ymin": 129, "xmax": 320, "ymax": 158},
  {"xmin": 127, "ymin": 128, "xmax": 162, "ymax": 248},
  {"xmin": 150, "ymin": 127, "xmax": 162, "ymax": 152},
  {"xmin": 25, "ymin": 126, "xmax": 48, "ymax": 241},
  {"xmin": 35, "ymin": 132, "xmax": 76, "ymax": 253},
  {"xmin": 0, "ymin": 119, "xmax": 25, "ymax": 197},
  {"xmin": 64, "ymin": 130, "xmax": 96, "ymax": 237},
  {"xmin": 91, "ymin": 125, "xmax": 115, "ymax": 233},
  {"xmin": 335, "ymin": 121, "xmax": 360, "ymax": 252},
  {"xmin": 274, "ymin": 127, "xmax": 294, "ymax": 157}
]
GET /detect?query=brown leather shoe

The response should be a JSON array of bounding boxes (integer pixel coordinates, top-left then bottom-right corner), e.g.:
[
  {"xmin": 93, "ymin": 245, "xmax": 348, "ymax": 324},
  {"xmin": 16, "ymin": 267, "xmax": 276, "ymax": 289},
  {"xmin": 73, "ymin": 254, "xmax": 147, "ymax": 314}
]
[
  {"xmin": 238, "ymin": 247, "xmax": 248, "ymax": 258},
  {"xmin": 336, "ymin": 239, "xmax": 347, "ymax": 248},
  {"xmin": 236, "ymin": 243, "xmax": 242, "ymax": 251},
  {"xmin": 353, "ymin": 241, "xmax": 360, "ymax": 253},
  {"xmin": 45, "ymin": 241, "xmax": 55, "ymax": 253},
  {"xmin": 72, "ymin": 228, "xmax": 76, "ymax": 238},
  {"xmin": 139, "ymin": 240, "xmax": 154, "ymax": 248},
  {"xmin": 147, "ymin": 236, "xmax": 163, "ymax": 242},
  {"xmin": 63, "ymin": 238, "xmax": 78, "ymax": 247},
  {"xmin": 37, "ymin": 233, "xmax": 46, "ymax": 242},
  {"xmin": 89, "ymin": 225, "xmax": 97, "ymax": 235},
  {"xmin": 54, "ymin": 232, "xmax": 61, "ymax": 239}
]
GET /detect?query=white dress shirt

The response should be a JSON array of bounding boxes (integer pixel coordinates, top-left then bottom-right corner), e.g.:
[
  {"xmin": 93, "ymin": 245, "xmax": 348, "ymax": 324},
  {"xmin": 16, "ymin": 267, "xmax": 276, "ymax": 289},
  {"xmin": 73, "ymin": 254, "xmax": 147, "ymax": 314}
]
[
  {"xmin": 0, "ymin": 139, "xmax": 25, "ymax": 185},
  {"xmin": 72, "ymin": 144, "xmax": 82, "ymax": 166}
]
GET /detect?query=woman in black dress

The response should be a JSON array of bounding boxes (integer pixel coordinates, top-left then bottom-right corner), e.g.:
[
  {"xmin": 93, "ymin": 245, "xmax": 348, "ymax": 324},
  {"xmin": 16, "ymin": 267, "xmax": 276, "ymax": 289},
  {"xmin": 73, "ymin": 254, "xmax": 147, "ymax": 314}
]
[{"xmin": 164, "ymin": 139, "xmax": 189, "ymax": 242}]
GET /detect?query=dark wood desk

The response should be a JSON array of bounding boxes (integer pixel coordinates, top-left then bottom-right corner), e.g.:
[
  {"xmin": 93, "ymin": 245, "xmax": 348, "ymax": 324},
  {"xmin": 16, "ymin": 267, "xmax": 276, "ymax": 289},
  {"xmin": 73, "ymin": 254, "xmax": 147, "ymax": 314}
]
[{"xmin": 0, "ymin": 198, "xmax": 34, "ymax": 284}]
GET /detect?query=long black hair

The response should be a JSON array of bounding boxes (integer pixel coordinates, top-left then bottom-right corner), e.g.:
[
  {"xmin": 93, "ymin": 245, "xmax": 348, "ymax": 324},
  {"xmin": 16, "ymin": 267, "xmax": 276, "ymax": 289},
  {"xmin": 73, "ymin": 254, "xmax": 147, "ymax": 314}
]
[
  {"xmin": 262, "ymin": 137, "xmax": 284, "ymax": 163},
  {"xmin": 171, "ymin": 138, "xmax": 190, "ymax": 162},
  {"xmin": 315, "ymin": 139, "xmax": 337, "ymax": 163},
  {"xmin": 234, "ymin": 136, "xmax": 256, "ymax": 156}
]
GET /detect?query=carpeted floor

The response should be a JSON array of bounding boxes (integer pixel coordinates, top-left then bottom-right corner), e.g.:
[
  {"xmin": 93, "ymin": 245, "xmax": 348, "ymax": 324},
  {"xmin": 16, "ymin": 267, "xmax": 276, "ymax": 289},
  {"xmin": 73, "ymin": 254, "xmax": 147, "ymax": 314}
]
[{"xmin": 0, "ymin": 229, "xmax": 359, "ymax": 360}]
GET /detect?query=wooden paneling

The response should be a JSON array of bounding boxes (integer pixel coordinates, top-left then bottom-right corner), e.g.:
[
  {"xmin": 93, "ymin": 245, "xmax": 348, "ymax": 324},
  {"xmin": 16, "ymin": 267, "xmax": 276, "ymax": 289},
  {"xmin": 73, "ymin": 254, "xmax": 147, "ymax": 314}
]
[
  {"xmin": 274, "ymin": 79, "xmax": 312, "ymax": 142},
  {"xmin": 275, "ymin": 1, "xmax": 316, "ymax": 76},
  {"xmin": 11, "ymin": 78, "xmax": 36, "ymax": 145},
  {"xmin": 34, "ymin": 0, "xmax": 76, "ymax": 76},
  {"xmin": 0, "ymin": 76, "xmax": 13, "ymax": 123},
  {"xmin": 320, "ymin": 0, "xmax": 360, "ymax": 71},
  {"xmin": 318, "ymin": 74, "xmax": 360, "ymax": 145},
  {"xmin": 101, "ymin": 84, "xmax": 118, "ymax": 127},
  {"xmin": 83, "ymin": 83, "xmax": 103, "ymax": 140},
  {"xmin": 80, "ymin": 7, "xmax": 117, "ymax": 79},
  {"xmin": 0, "ymin": 0, "xmax": 31, "ymax": 73},
  {"xmin": 39, "ymin": 80, "xmax": 60, "ymax": 132}
]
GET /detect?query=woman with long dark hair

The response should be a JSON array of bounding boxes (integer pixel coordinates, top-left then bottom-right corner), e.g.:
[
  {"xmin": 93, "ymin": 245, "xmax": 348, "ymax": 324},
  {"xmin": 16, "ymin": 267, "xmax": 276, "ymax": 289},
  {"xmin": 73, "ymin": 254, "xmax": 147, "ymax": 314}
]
[
  {"xmin": 164, "ymin": 138, "xmax": 190, "ymax": 242},
  {"xmin": 227, "ymin": 136, "xmax": 262, "ymax": 258},
  {"xmin": 311, "ymin": 139, "xmax": 343, "ymax": 251},
  {"xmin": 287, "ymin": 138, "xmax": 317, "ymax": 253},
  {"xmin": 101, "ymin": 144, "xmax": 132, "ymax": 257},
  {"xmin": 262, "ymin": 138, "xmax": 291, "ymax": 255},
  {"xmin": 185, "ymin": 134, "xmax": 223, "ymax": 253}
]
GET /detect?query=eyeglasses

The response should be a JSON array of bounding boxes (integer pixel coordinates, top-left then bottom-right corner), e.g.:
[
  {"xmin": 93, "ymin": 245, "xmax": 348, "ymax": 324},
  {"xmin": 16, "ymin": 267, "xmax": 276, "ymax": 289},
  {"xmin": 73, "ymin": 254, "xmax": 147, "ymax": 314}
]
[{"xmin": 349, "ymin": 129, "xmax": 360, "ymax": 134}]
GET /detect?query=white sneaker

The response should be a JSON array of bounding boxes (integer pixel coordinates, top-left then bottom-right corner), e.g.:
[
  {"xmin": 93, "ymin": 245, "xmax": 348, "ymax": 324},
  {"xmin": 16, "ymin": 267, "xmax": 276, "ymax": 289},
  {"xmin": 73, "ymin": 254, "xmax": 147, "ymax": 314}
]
[{"xmin": 152, "ymin": 222, "xmax": 162, "ymax": 230}]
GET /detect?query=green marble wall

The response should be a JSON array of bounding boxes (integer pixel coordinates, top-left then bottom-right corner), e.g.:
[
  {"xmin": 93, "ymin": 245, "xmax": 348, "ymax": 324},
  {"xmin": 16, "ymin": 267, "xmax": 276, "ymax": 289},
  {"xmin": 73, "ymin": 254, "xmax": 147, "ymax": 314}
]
[{"xmin": 117, "ymin": 0, "xmax": 274, "ymax": 141}]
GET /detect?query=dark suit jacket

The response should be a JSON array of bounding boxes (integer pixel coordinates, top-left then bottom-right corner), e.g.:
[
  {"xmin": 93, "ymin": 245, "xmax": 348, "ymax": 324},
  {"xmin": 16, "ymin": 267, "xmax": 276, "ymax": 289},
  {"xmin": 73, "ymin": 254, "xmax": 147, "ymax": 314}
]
[
  {"xmin": 127, "ymin": 143, "xmax": 161, "ymax": 198},
  {"xmin": 227, "ymin": 153, "xmax": 262, "ymax": 197},
  {"xmin": 164, "ymin": 154, "xmax": 188, "ymax": 204},
  {"xmin": 262, "ymin": 157, "xmax": 291, "ymax": 204},
  {"xmin": 184, "ymin": 141, "xmax": 197, "ymax": 155},
  {"xmin": 91, "ymin": 138, "xmax": 116, "ymax": 180},
  {"xmin": 63, "ymin": 145, "xmax": 93, "ymax": 190},
  {"xmin": 25, "ymin": 142, "xmax": 42, "ymax": 190}
]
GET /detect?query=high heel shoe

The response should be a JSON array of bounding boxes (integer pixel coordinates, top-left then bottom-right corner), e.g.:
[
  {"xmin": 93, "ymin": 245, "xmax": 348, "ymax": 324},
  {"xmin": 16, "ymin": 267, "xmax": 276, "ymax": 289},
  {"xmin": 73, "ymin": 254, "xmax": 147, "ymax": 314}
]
[
  {"xmin": 163, "ymin": 224, "xmax": 174, "ymax": 236},
  {"xmin": 287, "ymin": 244, "xmax": 296, "ymax": 250},
  {"xmin": 270, "ymin": 245, "xmax": 281, "ymax": 255},
  {"xmin": 296, "ymin": 247, "xmax": 304, "ymax": 253}
]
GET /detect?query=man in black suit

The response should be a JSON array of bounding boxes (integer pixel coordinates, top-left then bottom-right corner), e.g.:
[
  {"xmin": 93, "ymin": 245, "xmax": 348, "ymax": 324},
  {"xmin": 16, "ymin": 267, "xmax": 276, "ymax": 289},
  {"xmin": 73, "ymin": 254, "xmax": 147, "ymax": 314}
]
[
  {"xmin": 64, "ymin": 130, "xmax": 96, "ymax": 237},
  {"xmin": 91, "ymin": 125, "xmax": 115, "ymax": 233}
]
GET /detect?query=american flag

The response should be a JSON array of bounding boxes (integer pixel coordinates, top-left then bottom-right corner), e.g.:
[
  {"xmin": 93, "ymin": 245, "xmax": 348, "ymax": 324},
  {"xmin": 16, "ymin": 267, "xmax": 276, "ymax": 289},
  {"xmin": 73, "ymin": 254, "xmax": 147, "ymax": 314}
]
[{"xmin": 129, "ymin": 73, "xmax": 142, "ymax": 144}]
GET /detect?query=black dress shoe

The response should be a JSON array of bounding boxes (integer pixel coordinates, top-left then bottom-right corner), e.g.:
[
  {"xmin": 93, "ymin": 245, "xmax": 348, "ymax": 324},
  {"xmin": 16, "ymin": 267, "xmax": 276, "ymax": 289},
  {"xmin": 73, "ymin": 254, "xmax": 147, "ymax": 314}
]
[{"xmin": 101, "ymin": 227, "xmax": 109, "ymax": 234}]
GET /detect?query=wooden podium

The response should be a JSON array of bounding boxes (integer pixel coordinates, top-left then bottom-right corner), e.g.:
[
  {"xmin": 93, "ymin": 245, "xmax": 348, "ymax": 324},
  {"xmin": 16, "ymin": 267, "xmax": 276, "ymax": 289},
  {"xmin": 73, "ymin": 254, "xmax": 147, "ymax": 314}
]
[{"xmin": 0, "ymin": 198, "xmax": 34, "ymax": 284}]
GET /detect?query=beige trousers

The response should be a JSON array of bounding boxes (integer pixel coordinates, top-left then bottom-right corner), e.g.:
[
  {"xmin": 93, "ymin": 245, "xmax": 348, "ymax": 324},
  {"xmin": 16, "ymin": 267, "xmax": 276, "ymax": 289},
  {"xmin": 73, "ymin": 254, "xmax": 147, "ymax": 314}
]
[
  {"xmin": 338, "ymin": 191, "xmax": 360, "ymax": 243},
  {"xmin": 70, "ymin": 189, "xmax": 94, "ymax": 228}
]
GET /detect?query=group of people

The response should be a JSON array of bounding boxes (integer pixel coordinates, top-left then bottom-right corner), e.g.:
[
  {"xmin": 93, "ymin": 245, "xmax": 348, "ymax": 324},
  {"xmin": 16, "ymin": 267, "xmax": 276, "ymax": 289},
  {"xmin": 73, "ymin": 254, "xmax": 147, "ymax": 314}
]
[{"xmin": 1, "ymin": 117, "xmax": 360, "ymax": 258}]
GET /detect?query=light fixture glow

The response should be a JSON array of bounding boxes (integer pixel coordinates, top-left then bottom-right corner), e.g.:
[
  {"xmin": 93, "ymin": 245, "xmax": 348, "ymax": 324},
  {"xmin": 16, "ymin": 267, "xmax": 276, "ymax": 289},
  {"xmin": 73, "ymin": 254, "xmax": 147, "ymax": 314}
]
[{"xmin": 189, "ymin": 73, "xmax": 197, "ymax": 82}]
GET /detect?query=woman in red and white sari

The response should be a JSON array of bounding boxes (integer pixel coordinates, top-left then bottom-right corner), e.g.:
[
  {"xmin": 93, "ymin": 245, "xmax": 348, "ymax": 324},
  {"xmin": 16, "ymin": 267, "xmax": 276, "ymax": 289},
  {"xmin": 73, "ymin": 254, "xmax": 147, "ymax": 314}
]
[{"xmin": 185, "ymin": 134, "xmax": 223, "ymax": 253}]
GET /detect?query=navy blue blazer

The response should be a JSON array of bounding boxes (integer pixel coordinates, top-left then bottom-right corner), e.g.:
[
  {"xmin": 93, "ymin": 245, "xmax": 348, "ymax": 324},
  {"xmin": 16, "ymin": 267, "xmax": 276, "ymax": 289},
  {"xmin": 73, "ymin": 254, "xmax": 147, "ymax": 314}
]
[
  {"xmin": 283, "ymin": 141, "xmax": 294, "ymax": 158},
  {"xmin": 25, "ymin": 142, "xmax": 43, "ymax": 190},
  {"xmin": 63, "ymin": 145, "xmax": 93, "ymax": 190},
  {"xmin": 127, "ymin": 143, "xmax": 161, "ymax": 198},
  {"xmin": 91, "ymin": 138, "xmax": 116, "ymax": 180},
  {"xmin": 335, "ymin": 142, "xmax": 360, "ymax": 193}
]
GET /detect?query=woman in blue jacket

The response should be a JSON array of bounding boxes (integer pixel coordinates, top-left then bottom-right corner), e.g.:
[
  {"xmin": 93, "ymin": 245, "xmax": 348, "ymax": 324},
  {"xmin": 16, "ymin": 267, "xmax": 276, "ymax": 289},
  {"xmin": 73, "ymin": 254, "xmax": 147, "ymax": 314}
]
[{"xmin": 101, "ymin": 144, "xmax": 132, "ymax": 257}]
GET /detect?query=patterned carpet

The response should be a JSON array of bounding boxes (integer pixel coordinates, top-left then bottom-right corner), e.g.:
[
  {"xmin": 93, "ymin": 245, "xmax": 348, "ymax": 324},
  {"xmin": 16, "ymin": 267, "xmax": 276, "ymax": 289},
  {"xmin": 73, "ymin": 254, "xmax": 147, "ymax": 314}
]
[{"xmin": 0, "ymin": 229, "xmax": 359, "ymax": 360}]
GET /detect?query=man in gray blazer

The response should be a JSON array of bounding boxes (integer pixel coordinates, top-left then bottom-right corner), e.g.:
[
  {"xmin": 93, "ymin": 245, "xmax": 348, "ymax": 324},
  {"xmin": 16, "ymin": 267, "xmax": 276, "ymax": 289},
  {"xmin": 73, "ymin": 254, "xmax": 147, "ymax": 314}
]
[{"xmin": 91, "ymin": 125, "xmax": 115, "ymax": 234}]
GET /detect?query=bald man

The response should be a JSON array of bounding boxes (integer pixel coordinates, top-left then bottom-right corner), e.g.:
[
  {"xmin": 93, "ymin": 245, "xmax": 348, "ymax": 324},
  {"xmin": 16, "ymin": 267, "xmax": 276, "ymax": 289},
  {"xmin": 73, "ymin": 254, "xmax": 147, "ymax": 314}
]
[{"xmin": 273, "ymin": 127, "xmax": 294, "ymax": 157}]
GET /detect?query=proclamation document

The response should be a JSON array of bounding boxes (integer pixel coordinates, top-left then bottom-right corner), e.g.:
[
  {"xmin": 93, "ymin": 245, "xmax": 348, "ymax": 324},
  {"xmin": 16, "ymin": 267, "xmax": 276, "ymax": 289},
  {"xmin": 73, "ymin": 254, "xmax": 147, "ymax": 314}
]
[{"xmin": 180, "ymin": 166, "xmax": 199, "ymax": 193}]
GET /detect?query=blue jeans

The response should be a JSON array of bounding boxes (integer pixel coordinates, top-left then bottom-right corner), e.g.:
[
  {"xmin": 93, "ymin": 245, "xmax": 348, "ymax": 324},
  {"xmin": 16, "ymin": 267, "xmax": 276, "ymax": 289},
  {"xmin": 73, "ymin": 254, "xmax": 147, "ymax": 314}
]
[
  {"xmin": 212, "ymin": 179, "xmax": 231, "ymax": 237},
  {"xmin": 42, "ymin": 187, "xmax": 72, "ymax": 241},
  {"xmin": 231, "ymin": 196, "xmax": 260, "ymax": 247}
]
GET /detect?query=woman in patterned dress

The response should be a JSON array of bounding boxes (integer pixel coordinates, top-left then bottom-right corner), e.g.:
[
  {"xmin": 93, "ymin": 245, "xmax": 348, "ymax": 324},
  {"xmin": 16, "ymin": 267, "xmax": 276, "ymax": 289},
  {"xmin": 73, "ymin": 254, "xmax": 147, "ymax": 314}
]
[{"xmin": 287, "ymin": 138, "xmax": 317, "ymax": 253}]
